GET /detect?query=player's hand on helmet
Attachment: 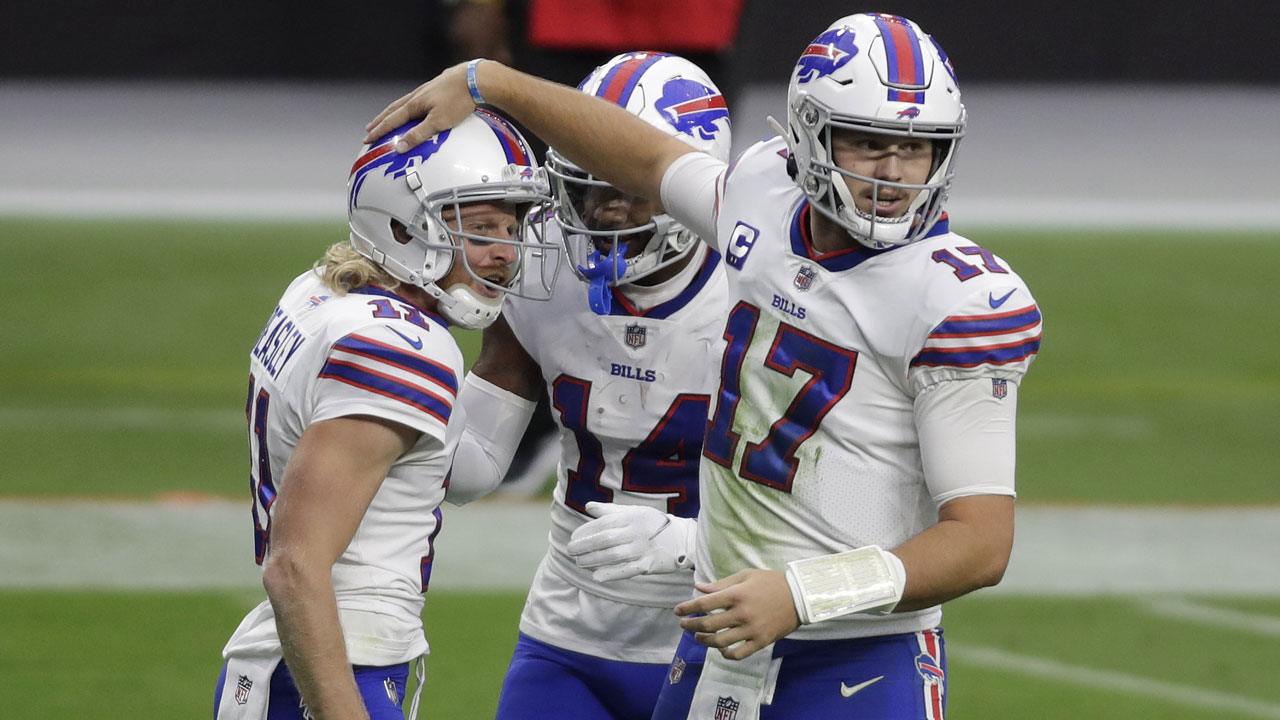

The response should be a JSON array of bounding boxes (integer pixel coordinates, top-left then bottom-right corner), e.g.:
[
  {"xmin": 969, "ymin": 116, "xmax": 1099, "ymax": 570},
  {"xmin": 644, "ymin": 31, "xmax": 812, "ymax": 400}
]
[
  {"xmin": 674, "ymin": 569, "xmax": 801, "ymax": 661},
  {"xmin": 567, "ymin": 502, "xmax": 696, "ymax": 582},
  {"xmin": 365, "ymin": 61, "xmax": 488, "ymax": 151}
]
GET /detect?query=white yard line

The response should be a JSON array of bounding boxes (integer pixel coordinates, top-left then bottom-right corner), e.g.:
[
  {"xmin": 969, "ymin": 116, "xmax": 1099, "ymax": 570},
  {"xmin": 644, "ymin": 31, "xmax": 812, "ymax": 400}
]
[
  {"xmin": 956, "ymin": 645, "xmax": 1280, "ymax": 720},
  {"xmin": 1, "ymin": 499, "xmax": 1277, "ymax": 593},
  {"xmin": 1142, "ymin": 598, "xmax": 1280, "ymax": 638},
  {"xmin": 994, "ymin": 506, "xmax": 1280, "ymax": 596},
  {"xmin": 0, "ymin": 406, "xmax": 1168, "ymax": 440}
]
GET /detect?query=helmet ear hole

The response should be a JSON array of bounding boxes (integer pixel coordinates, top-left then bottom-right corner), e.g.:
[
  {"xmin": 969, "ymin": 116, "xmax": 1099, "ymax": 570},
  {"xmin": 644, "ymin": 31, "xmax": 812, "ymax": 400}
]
[{"xmin": 390, "ymin": 219, "xmax": 414, "ymax": 246}]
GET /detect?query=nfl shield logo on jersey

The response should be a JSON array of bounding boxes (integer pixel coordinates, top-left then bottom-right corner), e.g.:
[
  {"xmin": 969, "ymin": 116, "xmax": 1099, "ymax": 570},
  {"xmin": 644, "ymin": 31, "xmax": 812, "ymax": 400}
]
[
  {"xmin": 234, "ymin": 675, "xmax": 253, "ymax": 705},
  {"xmin": 715, "ymin": 696, "xmax": 740, "ymax": 720},
  {"xmin": 668, "ymin": 656, "xmax": 686, "ymax": 685},
  {"xmin": 794, "ymin": 265, "xmax": 816, "ymax": 291},
  {"xmin": 625, "ymin": 323, "xmax": 647, "ymax": 348},
  {"xmin": 991, "ymin": 378, "xmax": 1008, "ymax": 399}
]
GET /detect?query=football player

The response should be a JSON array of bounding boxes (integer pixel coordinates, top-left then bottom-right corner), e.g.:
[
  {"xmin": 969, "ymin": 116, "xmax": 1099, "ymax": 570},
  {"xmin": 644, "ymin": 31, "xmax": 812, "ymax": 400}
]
[
  {"xmin": 214, "ymin": 110, "xmax": 559, "ymax": 720},
  {"xmin": 369, "ymin": 11, "xmax": 1041, "ymax": 719},
  {"xmin": 443, "ymin": 52, "xmax": 732, "ymax": 720}
]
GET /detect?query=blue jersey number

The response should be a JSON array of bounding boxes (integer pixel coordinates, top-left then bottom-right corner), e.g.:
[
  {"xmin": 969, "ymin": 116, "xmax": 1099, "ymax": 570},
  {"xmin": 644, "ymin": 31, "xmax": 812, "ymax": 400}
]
[
  {"xmin": 245, "ymin": 374, "xmax": 277, "ymax": 564},
  {"xmin": 703, "ymin": 302, "xmax": 857, "ymax": 492},
  {"xmin": 552, "ymin": 374, "xmax": 707, "ymax": 518},
  {"xmin": 246, "ymin": 373, "xmax": 438, "ymax": 589}
]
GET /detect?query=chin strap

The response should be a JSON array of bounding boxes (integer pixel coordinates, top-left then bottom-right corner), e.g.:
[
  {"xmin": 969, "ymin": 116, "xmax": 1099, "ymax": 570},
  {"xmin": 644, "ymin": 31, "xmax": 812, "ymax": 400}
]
[{"xmin": 577, "ymin": 242, "xmax": 628, "ymax": 315}]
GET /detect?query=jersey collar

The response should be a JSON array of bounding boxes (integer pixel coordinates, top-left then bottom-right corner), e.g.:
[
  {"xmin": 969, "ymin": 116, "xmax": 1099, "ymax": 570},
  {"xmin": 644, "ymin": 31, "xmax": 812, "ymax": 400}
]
[
  {"xmin": 790, "ymin": 202, "xmax": 952, "ymax": 271},
  {"xmin": 607, "ymin": 249, "xmax": 722, "ymax": 319},
  {"xmin": 352, "ymin": 285, "xmax": 451, "ymax": 329}
]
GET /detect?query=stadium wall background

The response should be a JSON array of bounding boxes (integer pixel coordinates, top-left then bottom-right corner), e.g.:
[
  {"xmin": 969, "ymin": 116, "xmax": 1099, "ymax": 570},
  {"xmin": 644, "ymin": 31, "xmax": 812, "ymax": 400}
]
[{"xmin": 4, "ymin": 0, "xmax": 1278, "ymax": 85}]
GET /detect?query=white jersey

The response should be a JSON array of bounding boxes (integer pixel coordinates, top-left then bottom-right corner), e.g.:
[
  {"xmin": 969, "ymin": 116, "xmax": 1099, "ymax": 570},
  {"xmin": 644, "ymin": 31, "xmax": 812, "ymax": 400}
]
[
  {"xmin": 223, "ymin": 269, "xmax": 464, "ymax": 666},
  {"xmin": 503, "ymin": 238, "xmax": 730, "ymax": 662},
  {"xmin": 664, "ymin": 138, "xmax": 1042, "ymax": 641}
]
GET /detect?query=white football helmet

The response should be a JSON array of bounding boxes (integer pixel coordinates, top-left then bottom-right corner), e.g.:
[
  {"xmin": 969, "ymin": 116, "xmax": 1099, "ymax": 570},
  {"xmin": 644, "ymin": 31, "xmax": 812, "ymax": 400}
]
[
  {"xmin": 347, "ymin": 110, "xmax": 559, "ymax": 329},
  {"xmin": 546, "ymin": 51, "xmax": 732, "ymax": 309},
  {"xmin": 784, "ymin": 13, "xmax": 965, "ymax": 249}
]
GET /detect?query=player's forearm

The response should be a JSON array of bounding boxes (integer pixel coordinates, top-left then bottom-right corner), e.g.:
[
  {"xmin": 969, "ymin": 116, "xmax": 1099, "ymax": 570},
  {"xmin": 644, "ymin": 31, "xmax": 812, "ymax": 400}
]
[
  {"xmin": 265, "ymin": 561, "xmax": 369, "ymax": 720},
  {"xmin": 445, "ymin": 371, "xmax": 536, "ymax": 505},
  {"xmin": 890, "ymin": 495, "xmax": 1014, "ymax": 612},
  {"xmin": 474, "ymin": 60, "xmax": 694, "ymax": 202}
]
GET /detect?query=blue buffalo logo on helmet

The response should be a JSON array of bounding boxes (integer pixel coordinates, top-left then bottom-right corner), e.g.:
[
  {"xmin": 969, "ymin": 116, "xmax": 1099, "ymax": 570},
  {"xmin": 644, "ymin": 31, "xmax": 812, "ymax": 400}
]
[
  {"xmin": 348, "ymin": 126, "xmax": 453, "ymax": 211},
  {"xmin": 794, "ymin": 27, "xmax": 859, "ymax": 84},
  {"xmin": 654, "ymin": 79, "xmax": 729, "ymax": 143}
]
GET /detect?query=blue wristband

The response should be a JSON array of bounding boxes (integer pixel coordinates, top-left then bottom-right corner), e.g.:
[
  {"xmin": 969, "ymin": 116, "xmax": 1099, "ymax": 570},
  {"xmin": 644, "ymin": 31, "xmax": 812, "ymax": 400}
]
[{"xmin": 466, "ymin": 59, "xmax": 486, "ymax": 105}]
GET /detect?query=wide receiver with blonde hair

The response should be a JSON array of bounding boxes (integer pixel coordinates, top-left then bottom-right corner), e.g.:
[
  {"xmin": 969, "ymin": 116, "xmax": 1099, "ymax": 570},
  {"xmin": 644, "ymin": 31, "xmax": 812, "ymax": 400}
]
[{"xmin": 213, "ymin": 109, "xmax": 559, "ymax": 720}]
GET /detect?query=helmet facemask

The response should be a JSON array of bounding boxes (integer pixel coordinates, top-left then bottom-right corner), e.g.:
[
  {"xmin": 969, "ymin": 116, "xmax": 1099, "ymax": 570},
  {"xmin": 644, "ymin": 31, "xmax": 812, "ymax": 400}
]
[
  {"xmin": 790, "ymin": 95, "xmax": 961, "ymax": 250},
  {"xmin": 409, "ymin": 169, "xmax": 557, "ymax": 329},
  {"xmin": 547, "ymin": 149, "xmax": 695, "ymax": 297}
]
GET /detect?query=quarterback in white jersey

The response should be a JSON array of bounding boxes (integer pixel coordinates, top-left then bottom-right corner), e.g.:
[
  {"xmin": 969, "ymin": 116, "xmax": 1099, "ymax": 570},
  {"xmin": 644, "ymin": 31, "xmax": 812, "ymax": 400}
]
[
  {"xmin": 215, "ymin": 110, "xmax": 558, "ymax": 720},
  {"xmin": 369, "ymin": 12, "xmax": 1041, "ymax": 719},
  {"xmin": 444, "ymin": 53, "xmax": 732, "ymax": 720}
]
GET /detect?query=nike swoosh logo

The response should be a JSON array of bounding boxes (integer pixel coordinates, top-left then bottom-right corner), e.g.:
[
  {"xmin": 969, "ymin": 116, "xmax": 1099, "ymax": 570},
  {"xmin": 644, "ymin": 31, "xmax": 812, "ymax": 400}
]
[
  {"xmin": 840, "ymin": 675, "xmax": 884, "ymax": 698},
  {"xmin": 989, "ymin": 289, "xmax": 1017, "ymax": 309},
  {"xmin": 387, "ymin": 326, "xmax": 423, "ymax": 350}
]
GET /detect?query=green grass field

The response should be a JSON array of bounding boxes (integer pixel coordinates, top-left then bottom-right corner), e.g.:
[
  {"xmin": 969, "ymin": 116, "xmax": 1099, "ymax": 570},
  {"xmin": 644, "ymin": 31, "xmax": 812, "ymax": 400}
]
[{"xmin": 2, "ymin": 218, "xmax": 1278, "ymax": 718}]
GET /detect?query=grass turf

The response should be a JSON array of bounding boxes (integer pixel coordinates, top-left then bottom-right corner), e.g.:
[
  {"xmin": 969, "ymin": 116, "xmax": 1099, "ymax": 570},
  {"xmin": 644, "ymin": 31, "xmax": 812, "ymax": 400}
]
[
  {"xmin": 1, "ymin": 590, "xmax": 1277, "ymax": 719},
  {"xmin": 3, "ymin": 218, "xmax": 1277, "ymax": 504}
]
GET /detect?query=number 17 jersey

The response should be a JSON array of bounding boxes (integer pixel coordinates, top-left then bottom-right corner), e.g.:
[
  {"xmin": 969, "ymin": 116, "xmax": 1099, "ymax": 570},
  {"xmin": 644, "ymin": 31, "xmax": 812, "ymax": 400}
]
[{"xmin": 686, "ymin": 137, "xmax": 1043, "ymax": 641}]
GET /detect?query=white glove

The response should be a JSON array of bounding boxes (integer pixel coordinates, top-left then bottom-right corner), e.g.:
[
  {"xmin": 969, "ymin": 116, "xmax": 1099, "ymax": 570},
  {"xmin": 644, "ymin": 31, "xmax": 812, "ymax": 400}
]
[{"xmin": 566, "ymin": 502, "xmax": 697, "ymax": 582}]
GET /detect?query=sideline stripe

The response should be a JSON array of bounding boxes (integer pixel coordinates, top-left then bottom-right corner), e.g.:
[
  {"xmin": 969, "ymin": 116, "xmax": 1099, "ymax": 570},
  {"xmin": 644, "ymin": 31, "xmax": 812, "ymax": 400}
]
[
  {"xmin": 0, "ymin": 406, "xmax": 1162, "ymax": 439},
  {"xmin": 2, "ymin": 501, "xmax": 1277, "ymax": 592},
  {"xmin": 1143, "ymin": 598, "xmax": 1280, "ymax": 638},
  {"xmin": 956, "ymin": 645, "xmax": 1280, "ymax": 719},
  {"xmin": 3, "ymin": 187, "xmax": 1280, "ymax": 230}
]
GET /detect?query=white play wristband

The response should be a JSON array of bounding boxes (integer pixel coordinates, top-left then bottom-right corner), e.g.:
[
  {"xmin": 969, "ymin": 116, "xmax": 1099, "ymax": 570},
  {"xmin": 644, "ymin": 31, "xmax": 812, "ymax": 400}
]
[
  {"xmin": 466, "ymin": 58, "xmax": 487, "ymax": 105},
  {"xmin": 785, "ymin": 545, "xmax": 906, "ymax": 624}
]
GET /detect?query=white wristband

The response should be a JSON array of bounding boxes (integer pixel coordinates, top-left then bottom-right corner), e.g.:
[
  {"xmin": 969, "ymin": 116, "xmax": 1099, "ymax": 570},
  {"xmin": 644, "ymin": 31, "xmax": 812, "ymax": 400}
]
[
  {"xmin": 785, "ymin": 545, "xmax": 906, "ymax": 624},
  {"xmin": 466, "ymin": 58, "xmax": 487, "ymax": 105}
]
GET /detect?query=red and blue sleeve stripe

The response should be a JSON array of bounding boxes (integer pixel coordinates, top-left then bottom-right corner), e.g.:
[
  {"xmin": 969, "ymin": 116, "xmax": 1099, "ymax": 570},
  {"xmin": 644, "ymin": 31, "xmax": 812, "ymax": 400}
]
[
  {"xmin": 911, "ymin": 305, "xmax": 1042, "ymax": 369},
  {"xmin": 318, "ymin": 334, "xmax": 458, "ymax": 423},
  {"xmin": 927, "ymin": 305, "xmax": 1041, "ymax": 339},
  {"xmin": 319, "ymin": 359, "xmax": 454, "ymax": 424},
  {"xmin": 331, "ymin": 335, "xmax": 458, "ymax": 393}
]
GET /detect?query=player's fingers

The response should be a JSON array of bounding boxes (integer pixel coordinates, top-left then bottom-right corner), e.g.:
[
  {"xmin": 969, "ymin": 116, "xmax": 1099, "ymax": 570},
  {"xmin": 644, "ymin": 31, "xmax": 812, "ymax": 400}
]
[
  {"xmin": 566, "ymin": 521, "xmax": 631, "ymax": 555},
  {"xmin": 364, "ymin": 88, "xmax": 427, "ymax": 140},
  {"xmin": 692, "ymin": 626, "xmax": 748, "ymax": 650},
  {"xmin": 392, "ymin": 117, "xmax": 445, "ymax": 152},
  {"xmin": 718, "ymin": 638, "xmax": 766, "ymax": 661},
  {"xmin": 678, "ymin": 607, "xmax": 737, "ymax": 634},
  {"xmin": 592, "ymin": 561, "xmax": 644, "ymax": 583},
  {"xmin": 583, "ymin": 501, "xmax": 625, "ymax": 519},
  {"xmin": 365, "ymin": 85, "xmax": 419, "ymax": 132},
  {"xmin": 569, "ymin": 541, "xmax": 641, "ymax": 569}
]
